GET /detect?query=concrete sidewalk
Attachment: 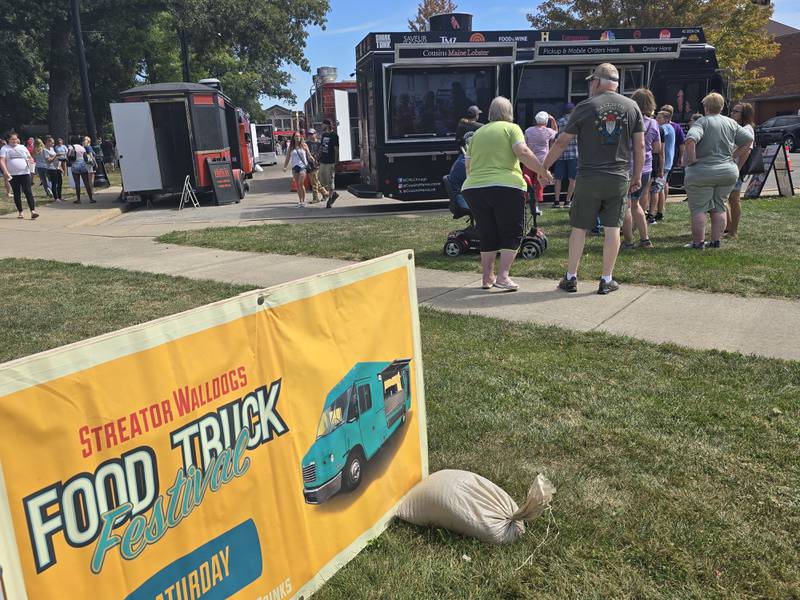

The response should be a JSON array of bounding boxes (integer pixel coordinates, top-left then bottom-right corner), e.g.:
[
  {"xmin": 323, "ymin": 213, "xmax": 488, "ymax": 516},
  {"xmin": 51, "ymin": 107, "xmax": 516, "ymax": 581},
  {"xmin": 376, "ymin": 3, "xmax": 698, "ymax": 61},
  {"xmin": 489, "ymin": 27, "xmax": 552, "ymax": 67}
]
[{"xmin": 1, "ymin": 218, "xmax": 798, "ymax": 361}]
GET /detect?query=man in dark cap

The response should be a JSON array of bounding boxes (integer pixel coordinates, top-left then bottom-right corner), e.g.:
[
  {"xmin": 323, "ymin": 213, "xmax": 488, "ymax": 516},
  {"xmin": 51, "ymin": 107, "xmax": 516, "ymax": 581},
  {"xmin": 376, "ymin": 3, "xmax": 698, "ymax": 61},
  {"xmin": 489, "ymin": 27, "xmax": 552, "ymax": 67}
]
[
  {"xmin": 455, "ymin": 105, "xmax": 483, "ymax": 149},
  {"xmin": 543, "ymin": 63, "xmax": 644, "ymax": 295}
]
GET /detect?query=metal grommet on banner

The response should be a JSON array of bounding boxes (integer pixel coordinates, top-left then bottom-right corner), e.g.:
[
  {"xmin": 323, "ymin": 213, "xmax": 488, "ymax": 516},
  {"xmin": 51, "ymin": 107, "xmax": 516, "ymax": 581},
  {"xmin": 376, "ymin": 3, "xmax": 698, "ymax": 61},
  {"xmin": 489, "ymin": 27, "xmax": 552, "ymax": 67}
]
[
  {"xmin": 407, "ymin": 253, "xmax": 413, "ymax": 260},
  {"xmin": 257, "ymin": 295, "xmax": 265, "ymax": 306}
]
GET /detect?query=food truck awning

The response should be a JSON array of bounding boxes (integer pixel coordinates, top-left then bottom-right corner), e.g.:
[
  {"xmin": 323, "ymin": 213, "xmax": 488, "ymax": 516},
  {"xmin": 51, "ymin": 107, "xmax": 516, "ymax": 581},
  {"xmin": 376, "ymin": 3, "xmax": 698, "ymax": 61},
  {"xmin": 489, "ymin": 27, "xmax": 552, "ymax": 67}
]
[
  {"xmin": 530, "ymin": 38, "xmax": 683, "ymax": 64},
  {"xmin": 378, "ymin": 359, "xmax": 412, "ymax": 381},
  {"xmin": 394, "ymin": 42, "xmax": 516, "ymax": 64}
]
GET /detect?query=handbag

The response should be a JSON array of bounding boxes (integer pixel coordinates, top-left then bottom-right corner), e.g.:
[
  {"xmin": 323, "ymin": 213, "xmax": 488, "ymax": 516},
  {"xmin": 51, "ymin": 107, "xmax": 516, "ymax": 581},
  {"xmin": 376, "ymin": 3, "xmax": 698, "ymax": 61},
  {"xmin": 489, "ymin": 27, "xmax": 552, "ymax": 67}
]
[
  {"xmin": 304, "ymin": 149, "xmax": 318, "ymax": 172},
  {"xmin": 740, "ymin": 146, "xmax": 764, "ymax": 177}
]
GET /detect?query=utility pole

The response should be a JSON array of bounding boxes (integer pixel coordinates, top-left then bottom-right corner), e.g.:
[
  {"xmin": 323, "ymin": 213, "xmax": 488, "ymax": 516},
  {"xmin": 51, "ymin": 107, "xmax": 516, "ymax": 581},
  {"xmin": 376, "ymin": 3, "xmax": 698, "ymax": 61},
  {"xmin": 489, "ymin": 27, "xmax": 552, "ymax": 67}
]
[
  {"xmin": 179, "ymin": 28, "xmax": 191, "ymax": 82},
  {"xmin": 70, "ymin": 0, "xmax": 109, "ymax": 187},
  {"xmin": 70, "ymin": 0, "xmax": 97, "ymax": 142}
]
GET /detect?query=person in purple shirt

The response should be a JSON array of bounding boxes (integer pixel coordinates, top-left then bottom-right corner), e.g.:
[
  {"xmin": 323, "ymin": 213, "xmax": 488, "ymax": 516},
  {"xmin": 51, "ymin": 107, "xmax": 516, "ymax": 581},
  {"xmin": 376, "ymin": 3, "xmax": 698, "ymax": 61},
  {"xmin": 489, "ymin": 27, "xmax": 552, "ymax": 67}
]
[{"xmin": 623, "ymin": 89, "xmax": 662, "ymax": 249}]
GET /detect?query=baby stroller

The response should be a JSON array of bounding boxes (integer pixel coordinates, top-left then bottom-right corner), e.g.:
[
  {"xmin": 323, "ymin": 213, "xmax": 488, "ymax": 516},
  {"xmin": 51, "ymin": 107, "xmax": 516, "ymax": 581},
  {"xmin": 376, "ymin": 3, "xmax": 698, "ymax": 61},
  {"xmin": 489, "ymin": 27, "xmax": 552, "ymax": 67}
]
[{"xmin": 442, "ymin": 174, "xmax": 548, "ymax": 259}]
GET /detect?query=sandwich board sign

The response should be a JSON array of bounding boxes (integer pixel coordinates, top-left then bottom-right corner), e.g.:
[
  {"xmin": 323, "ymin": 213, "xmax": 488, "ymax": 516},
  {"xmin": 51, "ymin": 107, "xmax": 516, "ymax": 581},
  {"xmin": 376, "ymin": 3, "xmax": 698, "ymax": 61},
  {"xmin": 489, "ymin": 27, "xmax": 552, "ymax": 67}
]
[
  {"xmin": 0, "ymin": 251, "xmax": 427, "ymax": 600},
  {"xmin": 745, "ymin": 143, "xmax": 795, "ymax": 199}
]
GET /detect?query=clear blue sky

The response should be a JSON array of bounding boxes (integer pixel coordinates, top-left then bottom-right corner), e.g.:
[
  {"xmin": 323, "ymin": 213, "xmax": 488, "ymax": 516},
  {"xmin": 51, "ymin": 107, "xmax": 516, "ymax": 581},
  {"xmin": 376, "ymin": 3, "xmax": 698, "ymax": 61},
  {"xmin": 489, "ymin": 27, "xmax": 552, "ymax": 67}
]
[{"xmin": 265, "ymin": 0, "xmax": 800, "ymax": 111}]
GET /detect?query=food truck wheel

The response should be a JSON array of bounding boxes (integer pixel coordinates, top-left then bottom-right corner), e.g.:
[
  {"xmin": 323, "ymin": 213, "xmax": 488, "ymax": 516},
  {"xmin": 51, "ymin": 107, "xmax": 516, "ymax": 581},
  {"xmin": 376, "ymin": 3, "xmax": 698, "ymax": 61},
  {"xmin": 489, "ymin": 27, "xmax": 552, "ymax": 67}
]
[
  {"xmin": 443, "ymin": 240, "xmax": 463, "ymax": 257},
  {"xmin": 343, "ymin": 449, "xmax": 364, "ymax": 491}
]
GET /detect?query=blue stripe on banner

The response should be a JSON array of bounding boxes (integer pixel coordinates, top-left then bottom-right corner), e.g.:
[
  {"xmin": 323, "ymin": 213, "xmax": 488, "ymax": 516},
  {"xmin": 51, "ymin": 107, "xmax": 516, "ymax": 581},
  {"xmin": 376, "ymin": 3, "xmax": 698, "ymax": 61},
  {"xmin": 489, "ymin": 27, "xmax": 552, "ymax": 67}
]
[{"xmin": 126, "ymin": 520, "xmax": 262, "ymax": 600}]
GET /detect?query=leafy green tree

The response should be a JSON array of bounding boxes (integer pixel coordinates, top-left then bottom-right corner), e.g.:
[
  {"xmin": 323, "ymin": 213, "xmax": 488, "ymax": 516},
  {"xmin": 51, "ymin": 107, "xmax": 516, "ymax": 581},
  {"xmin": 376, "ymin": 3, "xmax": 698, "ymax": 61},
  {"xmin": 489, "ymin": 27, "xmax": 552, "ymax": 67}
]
[
  {"xmin": 1, "ymin": 0, "xmax": 327, "ymax": 136},
  {"xmin": 0, "ymin": 6, "xmax": 51, "ymax": 134},
  {"xmin": 177, "ymin": 0, "xmax": 329, "ymax": 105},
  {"xmin": 526, "ymin": 0, "xmax": 779, "ymax": 98},
  {"xmin": 408, "ymin": 0, "xmax": 458, "ymax": 32}
]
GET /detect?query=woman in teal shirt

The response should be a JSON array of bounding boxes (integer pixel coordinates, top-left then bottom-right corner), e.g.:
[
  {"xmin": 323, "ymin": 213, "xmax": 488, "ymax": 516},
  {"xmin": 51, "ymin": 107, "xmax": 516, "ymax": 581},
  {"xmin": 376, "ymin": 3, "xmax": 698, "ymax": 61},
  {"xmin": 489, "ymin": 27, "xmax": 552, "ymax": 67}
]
[{"xmin": 463, "ymin": 97, "xmax": 553, "ymax": 291}]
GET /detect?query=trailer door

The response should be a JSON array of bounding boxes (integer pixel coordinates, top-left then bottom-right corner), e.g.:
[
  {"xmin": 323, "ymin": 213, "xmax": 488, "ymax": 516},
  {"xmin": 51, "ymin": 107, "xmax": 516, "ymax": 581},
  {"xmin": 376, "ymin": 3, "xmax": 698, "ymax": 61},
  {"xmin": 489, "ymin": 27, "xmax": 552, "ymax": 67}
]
[
  {"xmin": 250, "ymin": 123, "xmax": 260, "ymax": 163},
  {"xmin": 110, "ymin": 102, "xmax": 163, "ymax": 192},
  {"xmin": 334, "ymin": 89, "xmax": 353, "ymax": 161}
]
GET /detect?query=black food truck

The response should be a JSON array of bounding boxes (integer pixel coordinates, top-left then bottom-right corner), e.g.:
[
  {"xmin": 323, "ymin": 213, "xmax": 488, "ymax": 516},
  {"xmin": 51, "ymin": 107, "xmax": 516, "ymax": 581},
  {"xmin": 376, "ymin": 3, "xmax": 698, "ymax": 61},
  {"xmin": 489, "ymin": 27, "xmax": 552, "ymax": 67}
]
[{"xmin": 351, "ymin": 13, "xmax": 725, "ymax": 201}]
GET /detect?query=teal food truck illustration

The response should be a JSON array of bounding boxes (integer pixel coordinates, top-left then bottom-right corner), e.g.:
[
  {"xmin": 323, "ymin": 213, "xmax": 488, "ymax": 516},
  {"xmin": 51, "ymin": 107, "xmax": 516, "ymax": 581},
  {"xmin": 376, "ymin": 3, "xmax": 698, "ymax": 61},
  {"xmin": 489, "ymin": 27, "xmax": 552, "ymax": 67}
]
[{"xmin": 301, "ymin": 359, "xmax": 412, "ymax": 504}]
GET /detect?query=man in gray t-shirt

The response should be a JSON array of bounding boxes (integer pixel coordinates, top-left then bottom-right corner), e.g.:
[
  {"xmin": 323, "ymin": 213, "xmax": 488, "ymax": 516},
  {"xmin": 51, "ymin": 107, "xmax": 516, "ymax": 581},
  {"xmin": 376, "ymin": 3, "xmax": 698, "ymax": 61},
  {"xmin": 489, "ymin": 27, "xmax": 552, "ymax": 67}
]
[
  {"xmin": 544, "ymin": 63, "xmax": 645, "ymax": 295},
  {"xmin": 566, "ymin": 91, "xmax": 644, "ymax": 177}
]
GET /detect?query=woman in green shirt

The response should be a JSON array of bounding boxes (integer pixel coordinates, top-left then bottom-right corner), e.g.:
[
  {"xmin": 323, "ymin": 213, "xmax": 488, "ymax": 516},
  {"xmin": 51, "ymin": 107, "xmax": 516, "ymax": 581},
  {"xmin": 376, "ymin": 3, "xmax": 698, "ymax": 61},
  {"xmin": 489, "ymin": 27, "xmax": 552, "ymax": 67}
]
[{"xmin": 463, "ymin": 96, "xmax": 553, "ymax": 291}]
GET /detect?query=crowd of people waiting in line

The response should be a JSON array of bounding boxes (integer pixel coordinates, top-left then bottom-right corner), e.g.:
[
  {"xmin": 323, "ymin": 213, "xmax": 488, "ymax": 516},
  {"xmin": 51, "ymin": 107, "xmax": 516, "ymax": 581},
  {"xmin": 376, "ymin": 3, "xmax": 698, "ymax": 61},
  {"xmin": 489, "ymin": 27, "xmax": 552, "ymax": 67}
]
[
  {"xmin": 0, "ymin": 132, "xmax": 118, "ymax": 218},
  {"xmin": 450, "ymin": 62, "xmax": 755, "ymax": 294}
]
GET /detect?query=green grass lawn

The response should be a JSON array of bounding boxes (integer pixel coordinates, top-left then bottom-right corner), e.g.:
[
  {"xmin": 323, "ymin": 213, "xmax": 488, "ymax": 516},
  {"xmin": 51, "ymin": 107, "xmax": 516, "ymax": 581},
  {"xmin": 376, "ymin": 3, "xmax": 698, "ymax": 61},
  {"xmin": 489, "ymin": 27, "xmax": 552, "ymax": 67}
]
[
  {"xmin": 0, "ymin": 169, "xmax": 122, "ymax": 215},
  {"xmin": 2, "ymin": 259, "xmax": 798, "ymax": 598},
  {"xmin": 160, "ymin": 197, "xmax": 800, "ymax": 299},
  {"xmin": 0, "ymin": 258, "xmax": 248, "ymax": 362}
]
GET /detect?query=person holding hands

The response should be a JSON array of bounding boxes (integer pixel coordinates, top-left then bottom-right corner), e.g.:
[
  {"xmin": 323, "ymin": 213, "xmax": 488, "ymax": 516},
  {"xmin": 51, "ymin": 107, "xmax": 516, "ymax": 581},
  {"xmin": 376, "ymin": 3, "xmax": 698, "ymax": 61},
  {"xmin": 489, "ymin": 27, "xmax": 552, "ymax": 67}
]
[
  {"xmin": 461, "ymin": 96, "xmax": 553, "ymax": 292},
  {"xmin": 544, "ymin": 63, "xmax": 644, "ymax": 295}
]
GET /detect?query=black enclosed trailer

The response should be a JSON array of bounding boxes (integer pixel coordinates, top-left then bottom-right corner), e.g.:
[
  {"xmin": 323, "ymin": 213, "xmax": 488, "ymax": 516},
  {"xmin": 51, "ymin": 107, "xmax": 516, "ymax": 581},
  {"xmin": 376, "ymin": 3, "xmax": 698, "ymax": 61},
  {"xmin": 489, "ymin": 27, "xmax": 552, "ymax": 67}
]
[
  {"xmin": 111, "ymin": 82, "xmax": 252, "ymax": 205},
  {"xmin": 351, "ymin": 13, "xmax": 724, "ymax": 201}
]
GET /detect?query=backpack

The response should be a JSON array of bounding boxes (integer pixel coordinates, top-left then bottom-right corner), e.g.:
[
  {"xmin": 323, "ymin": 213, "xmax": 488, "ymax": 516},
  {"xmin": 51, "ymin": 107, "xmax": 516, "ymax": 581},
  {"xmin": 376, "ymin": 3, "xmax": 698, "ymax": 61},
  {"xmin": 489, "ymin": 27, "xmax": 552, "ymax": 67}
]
[{"xmin": 66, "ymin": 145, "xmax": 76, "ymax": 166}]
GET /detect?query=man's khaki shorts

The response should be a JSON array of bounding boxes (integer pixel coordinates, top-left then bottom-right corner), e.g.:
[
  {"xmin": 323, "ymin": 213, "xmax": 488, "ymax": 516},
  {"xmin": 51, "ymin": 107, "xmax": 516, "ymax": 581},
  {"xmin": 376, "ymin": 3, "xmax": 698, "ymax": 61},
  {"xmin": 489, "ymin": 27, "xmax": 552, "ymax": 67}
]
[{"xmin": 570, "ymin": 173, "xmax": 629, "ymax": 229}]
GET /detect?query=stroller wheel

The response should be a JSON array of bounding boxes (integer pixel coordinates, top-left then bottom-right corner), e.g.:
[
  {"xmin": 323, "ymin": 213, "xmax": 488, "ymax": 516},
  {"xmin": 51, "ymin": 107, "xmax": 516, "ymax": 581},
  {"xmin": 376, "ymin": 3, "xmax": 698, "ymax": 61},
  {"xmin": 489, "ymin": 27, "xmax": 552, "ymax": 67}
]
[
  {"xmin": 443, "ymin": 240, "xmax": 463, "ymax": 257},
  {"xmin": 519, "ymin": 238, "xmax": 543, "ymax": 260}
]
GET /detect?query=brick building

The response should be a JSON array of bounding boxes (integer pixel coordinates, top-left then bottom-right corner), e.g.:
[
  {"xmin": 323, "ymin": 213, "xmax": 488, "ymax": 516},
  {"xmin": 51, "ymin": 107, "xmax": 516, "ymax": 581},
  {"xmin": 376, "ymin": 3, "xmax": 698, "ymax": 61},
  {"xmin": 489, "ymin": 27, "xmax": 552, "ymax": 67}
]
[{"xmin": 745, "ymin": 21, "xmax": 800, "ymax": 123}]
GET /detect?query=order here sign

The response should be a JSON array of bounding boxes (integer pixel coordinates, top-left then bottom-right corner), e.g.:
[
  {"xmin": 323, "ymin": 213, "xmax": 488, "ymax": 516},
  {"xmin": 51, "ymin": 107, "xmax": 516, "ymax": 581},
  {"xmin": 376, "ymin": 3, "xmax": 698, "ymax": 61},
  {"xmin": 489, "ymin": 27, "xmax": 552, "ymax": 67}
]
[{"xmin": 0, "ymin": 251, "xmax": 428, "ymax": 600}]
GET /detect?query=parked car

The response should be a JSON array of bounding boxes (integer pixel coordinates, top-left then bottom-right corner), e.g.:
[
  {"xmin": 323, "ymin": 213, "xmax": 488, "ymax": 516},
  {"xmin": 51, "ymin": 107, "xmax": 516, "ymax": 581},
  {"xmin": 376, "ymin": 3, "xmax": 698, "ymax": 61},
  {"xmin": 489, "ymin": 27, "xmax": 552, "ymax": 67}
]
[
  {"xmin": 301, "ymin": 359, "xmax": 412, "ymax": 504},
  {"xmin": 754, "ymin": 115, "xmax": 800, "ymax": 152}
]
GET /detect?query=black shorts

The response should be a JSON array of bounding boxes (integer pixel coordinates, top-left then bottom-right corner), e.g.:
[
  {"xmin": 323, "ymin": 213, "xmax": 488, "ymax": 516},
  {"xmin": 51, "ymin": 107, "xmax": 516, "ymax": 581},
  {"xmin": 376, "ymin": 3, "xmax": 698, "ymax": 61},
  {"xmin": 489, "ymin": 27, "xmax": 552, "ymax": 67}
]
[
  {"xmin": 292, "ymin": 165, "xmax": 305, "ymax": 174},
  {"xmin": 462, "ymin": 186, "xmax": 526, "ymax": 252}
]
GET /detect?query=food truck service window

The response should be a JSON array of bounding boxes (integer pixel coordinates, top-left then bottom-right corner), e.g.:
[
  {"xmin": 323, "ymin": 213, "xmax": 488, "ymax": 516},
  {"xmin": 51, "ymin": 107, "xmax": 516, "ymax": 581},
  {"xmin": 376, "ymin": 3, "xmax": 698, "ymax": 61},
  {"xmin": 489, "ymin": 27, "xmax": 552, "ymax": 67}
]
[
  {"xmin": 568, "ymin": 67, "xmax": 592, "ymax": 104},
  {"xmin": 569, "ymin": 65, "xmax": 645, "ymax": 103},
  {"xmin": 622, "ymin": 66, "xmax": 644, "ymax": 95},
  {"xmin": 386, "ymin": 67, "xmax": 495, "ymax": 140}
]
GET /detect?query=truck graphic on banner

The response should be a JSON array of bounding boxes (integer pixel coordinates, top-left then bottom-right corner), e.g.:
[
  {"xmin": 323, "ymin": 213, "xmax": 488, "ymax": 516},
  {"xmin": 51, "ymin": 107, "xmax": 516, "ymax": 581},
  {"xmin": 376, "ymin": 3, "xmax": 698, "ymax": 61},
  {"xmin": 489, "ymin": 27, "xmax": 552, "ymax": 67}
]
[{"xmin": 301, "ymin": 359, "xmax": 412, "ymax": 504}]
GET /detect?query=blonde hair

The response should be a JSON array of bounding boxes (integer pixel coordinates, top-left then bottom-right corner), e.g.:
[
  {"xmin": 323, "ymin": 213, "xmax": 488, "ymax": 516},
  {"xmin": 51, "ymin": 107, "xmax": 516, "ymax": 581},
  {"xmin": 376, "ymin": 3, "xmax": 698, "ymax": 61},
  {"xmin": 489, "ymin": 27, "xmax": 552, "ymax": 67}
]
[
  {"xmin": 33, "ymin": 138, "xmax": 45, "ymax": 154},
  {"xmin": 656, "ymin": 110, "xmax": 671, "ymax": 121},
  {"xmin": 488, "ymin": 96, "xmax": 514, "ymax": 123},
  {"xmin": 631, "ymin": 88, "xmax": 656, "ymax": 117},
  {"xmin": 702, "ymin": 92, "xmax": 725, "ymax": 115}
]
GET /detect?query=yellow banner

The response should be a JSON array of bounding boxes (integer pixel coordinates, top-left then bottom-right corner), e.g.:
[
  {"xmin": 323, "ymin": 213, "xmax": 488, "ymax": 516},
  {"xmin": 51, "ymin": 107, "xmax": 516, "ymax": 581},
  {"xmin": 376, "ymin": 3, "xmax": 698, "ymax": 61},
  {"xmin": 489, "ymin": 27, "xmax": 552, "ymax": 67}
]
[{"xmin": 0, "ymin": 251, "xmax": 427, "ymax": 600}]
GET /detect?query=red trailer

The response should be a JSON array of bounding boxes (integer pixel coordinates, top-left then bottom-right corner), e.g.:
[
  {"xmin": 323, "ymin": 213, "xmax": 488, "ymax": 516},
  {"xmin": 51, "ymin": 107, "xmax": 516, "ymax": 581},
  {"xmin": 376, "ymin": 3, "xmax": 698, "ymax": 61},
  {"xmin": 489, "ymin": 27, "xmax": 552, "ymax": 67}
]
[
  {"xmin": 304, "ymin": 80, "xmax": 361, "ymax": 182},
  {"xmin": 111, "ymin": 81, "xmax": 253, "ymax": 205}
]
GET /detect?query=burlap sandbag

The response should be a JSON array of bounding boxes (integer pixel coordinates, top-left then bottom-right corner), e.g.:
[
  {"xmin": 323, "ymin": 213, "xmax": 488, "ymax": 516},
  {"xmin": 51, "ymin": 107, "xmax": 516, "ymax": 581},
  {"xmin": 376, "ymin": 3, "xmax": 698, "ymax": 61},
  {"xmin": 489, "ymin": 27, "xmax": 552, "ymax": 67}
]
[{"xmin": 396, "ymin": 469, "xmax": 555, "ymax": 544}]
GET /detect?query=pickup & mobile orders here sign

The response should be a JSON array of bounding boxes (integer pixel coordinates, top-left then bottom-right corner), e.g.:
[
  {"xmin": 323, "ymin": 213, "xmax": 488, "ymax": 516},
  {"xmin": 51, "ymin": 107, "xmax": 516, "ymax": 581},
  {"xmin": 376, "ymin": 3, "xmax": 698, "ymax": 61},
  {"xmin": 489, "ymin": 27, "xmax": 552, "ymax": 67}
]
[{"xmin": 0, "ymin": 251, "xmax": 428, "ymax": 600}]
